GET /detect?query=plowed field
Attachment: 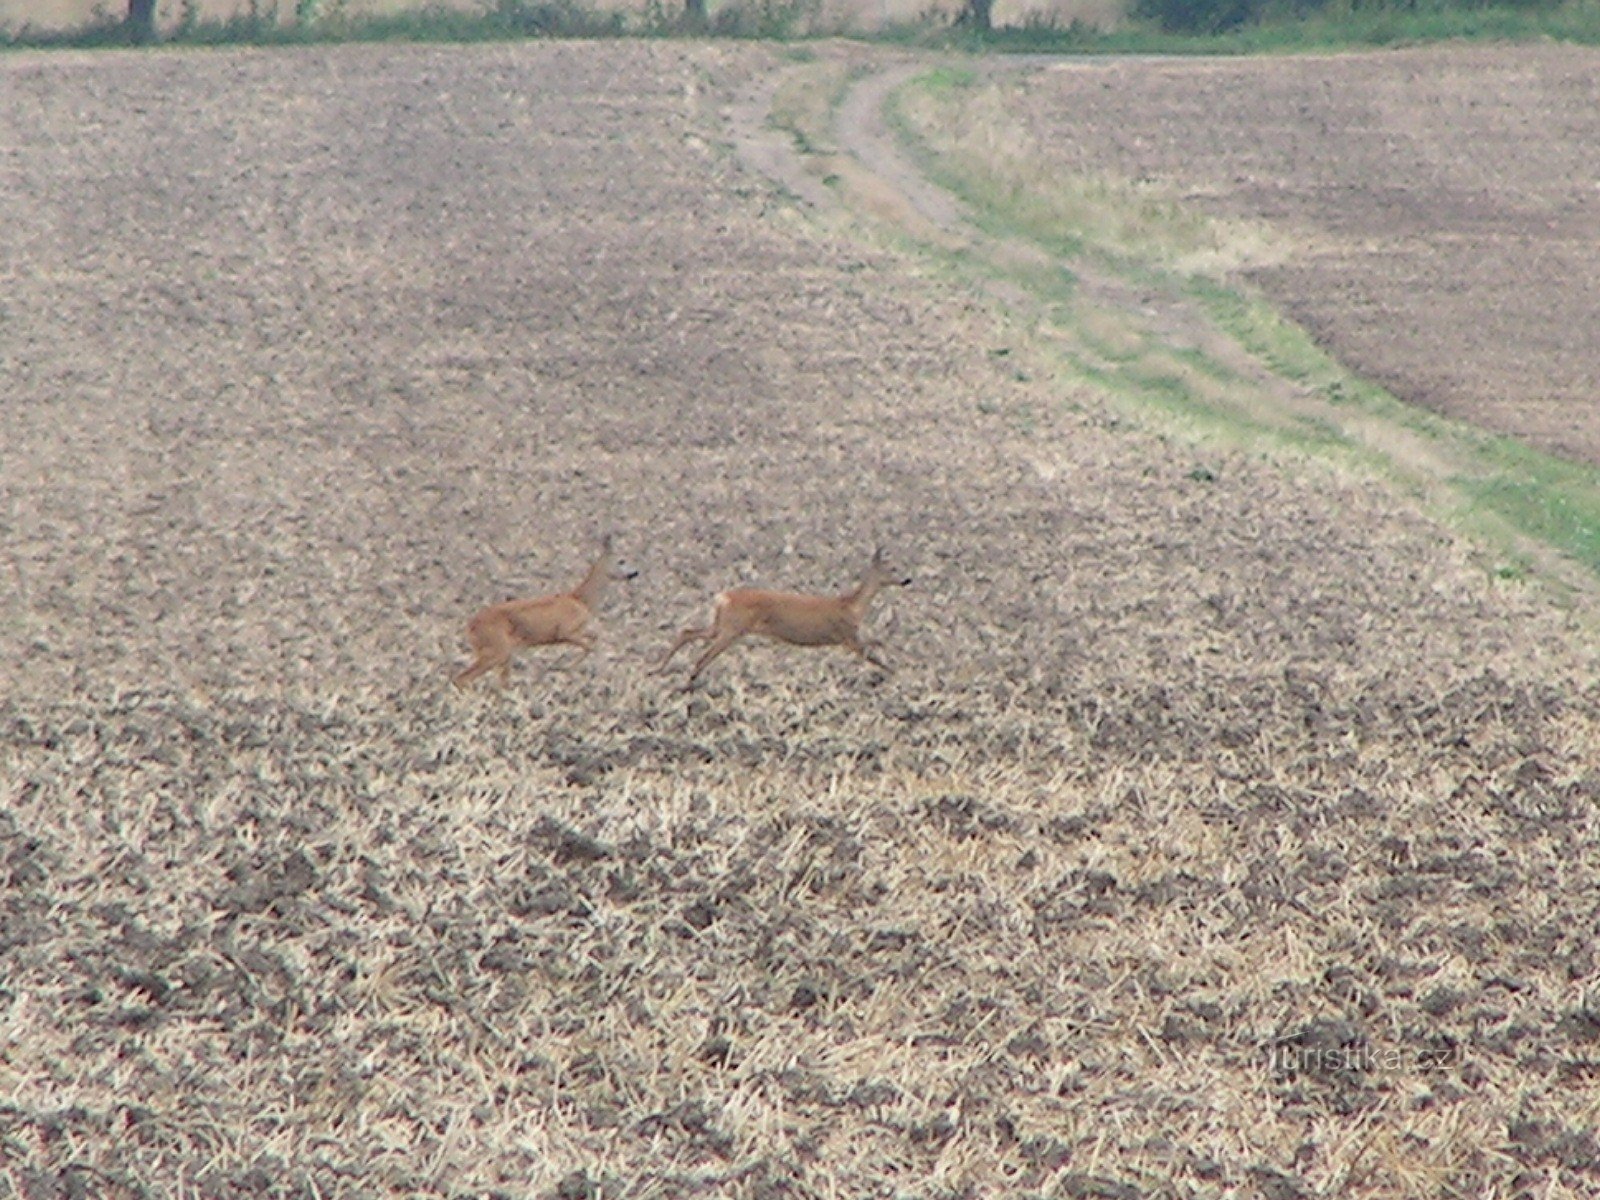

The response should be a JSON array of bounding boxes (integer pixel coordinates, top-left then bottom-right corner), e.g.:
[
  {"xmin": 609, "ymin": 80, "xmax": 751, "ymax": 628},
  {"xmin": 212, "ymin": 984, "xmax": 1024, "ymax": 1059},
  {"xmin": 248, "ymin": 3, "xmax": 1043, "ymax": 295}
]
[
  {"xmin": 1006, "ymin": 45, "xmax": 1600, "ymax": 463},
  {"xmin": 3, "ymin": 41, "xmax": 1599, "ymax": 1199}
]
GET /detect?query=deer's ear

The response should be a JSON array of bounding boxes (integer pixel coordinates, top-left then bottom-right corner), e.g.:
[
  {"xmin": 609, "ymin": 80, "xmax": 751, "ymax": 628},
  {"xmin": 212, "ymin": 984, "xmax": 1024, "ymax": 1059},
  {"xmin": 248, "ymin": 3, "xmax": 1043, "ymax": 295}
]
[{"xmin": 872, "ymin": 546, "xmax": 885, "ymax": 565}]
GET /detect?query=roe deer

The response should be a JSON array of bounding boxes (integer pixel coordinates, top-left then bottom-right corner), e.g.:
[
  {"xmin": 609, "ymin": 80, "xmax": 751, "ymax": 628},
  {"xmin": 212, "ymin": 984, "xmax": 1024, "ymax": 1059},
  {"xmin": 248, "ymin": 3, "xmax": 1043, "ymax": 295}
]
[
  {"xmin": 454, "ymin": 535, "xmax": 637, "ymax": 688},
  {"xmin": 657, "ymin": 547, "xmax": 911, "ymax": 689}
]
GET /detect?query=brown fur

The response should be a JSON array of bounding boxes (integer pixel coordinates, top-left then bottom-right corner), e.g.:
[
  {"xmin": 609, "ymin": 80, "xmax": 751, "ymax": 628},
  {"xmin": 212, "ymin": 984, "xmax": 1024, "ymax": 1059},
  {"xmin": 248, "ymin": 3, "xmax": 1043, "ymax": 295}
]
[
  {"xmin": 454, "ymin": 536, "xmax": 637, "ymax": 688},
  {"xmin": 657, "ymin": 548, "xmax": 911, "ymax": 688}
]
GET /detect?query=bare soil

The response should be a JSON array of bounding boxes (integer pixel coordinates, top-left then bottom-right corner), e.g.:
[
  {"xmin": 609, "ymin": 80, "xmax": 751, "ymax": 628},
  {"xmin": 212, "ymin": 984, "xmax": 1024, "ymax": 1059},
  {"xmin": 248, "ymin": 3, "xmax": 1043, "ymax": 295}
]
[
  {"xmin": 3, "ymin": 40, "xmax": 1600, "ymax": 1199},
  {"xmin": 1002, "ymin": 44, "xmax": 1600, "ymax": 465}
]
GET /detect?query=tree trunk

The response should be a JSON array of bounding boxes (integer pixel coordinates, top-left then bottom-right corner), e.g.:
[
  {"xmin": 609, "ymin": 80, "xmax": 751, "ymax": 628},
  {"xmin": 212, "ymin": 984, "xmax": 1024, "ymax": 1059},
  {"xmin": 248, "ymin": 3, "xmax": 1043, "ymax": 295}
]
[
  {"xmin": 684, "ymin": 0, "xmax": 707, "ymax": 29},
  {"xmin": 126, "ymin": 0, "xmax": 158, "ymax": 42},
  {"xmin": 956, "ymin": 0, "xmax": 993, "ymax": 31}
]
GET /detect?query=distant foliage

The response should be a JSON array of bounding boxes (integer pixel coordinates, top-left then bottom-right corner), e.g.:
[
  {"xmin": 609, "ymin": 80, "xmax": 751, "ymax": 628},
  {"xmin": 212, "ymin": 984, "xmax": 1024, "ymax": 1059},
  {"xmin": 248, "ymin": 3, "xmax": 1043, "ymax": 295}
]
[
  {"xmin": 1136, "ymin": 0, "xmax": 1568, "ymax": 34},
  {"xmin": 488, "ymin": 0, "xmax": 625, "ymax": 35},
  {"xmin": 1132, "ymin": 0, "xmax": 1251, "ymax": 32},
  {"xmin": 707, "ymin": 0, "xmax": 823, "ymax": 37},
  {"xmin": 7, "ymin": 0, "xmax": 1596, "ymax": 47}
]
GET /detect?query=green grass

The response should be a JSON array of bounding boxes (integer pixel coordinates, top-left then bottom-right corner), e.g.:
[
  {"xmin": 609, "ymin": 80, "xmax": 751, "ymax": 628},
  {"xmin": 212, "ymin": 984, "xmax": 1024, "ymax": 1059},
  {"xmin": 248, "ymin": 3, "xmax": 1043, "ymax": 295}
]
[
  {"xmin": 14, "ymin": 0, "xmax": 1599, "ymax": 585},
  {"xmin": 10, "ymin": 0, "xmax": 1600, "ymax": 50},
  {"xmin": 5, "ymin": 5, "xmax": 613, "ymax": 48},
  {"xmin": 8, "ymin": 45, "xmax": 1600, "ymax": 1198},
  {"xmin": 880, "ymin": 77, "xmax": 1303, "ymax": 454},
  {"xmin": 898, "ymin": 0, "xmax": 1600, "ymax": 52},
  {"xmin": 883, "ymin": 68, "xmax": 1600, "ymax": 584},
  {"xmin": 6, "ymin": 0, "xmax": 704, "ymax": 48},
  {"xmin": 1459, "ymin": 447, "xmax": 1600, "ymax": 570},
  {"xmin": 1193, "ymin": 278, "xmax": 1600, "ymax": 574}
]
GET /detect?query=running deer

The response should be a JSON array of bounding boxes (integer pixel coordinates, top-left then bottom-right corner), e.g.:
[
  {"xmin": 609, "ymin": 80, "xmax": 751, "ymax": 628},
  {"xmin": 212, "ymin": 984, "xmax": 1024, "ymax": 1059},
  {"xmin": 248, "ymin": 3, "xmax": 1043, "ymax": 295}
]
[
  {"xmin": 657, "ymin": 547, "xmax": 911, "ymax": 689},
  {"xmin": 453, "ymin": 536, "xmax": 638, "ymax": 688}
]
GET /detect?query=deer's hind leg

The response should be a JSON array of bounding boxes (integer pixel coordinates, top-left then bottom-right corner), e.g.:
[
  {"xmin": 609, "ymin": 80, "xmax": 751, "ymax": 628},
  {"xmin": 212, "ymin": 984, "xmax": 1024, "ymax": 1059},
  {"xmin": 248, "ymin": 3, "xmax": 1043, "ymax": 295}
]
[
  {"xmin": 845, "ymin": 635, "xmax": 894, "ymax": 674},
  {"xmin": 656, "ymin": 624, "xmax": 713, "ymax": 672},
  {"xmin": 454, "ymin": 619, "xmax": 515, "ymax": 689},
  {"xmin": 455, "ymin": 650, "xmax": 511, "ymax": 689},
  {"xmin": 684, "ymin": 628, "xmax": 746, "ymax": 689},
  {"xmin": 552, "ymin": 627, "xmax": 598, "ymax": 671}
]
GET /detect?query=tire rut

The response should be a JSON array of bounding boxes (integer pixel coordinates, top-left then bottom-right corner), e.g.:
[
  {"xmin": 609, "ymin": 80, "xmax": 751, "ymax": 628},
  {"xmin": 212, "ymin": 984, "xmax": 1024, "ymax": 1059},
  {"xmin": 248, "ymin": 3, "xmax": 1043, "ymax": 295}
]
[{"xmin": 728, "ymin": 51, "xmax": 1599, "ymax": 601}]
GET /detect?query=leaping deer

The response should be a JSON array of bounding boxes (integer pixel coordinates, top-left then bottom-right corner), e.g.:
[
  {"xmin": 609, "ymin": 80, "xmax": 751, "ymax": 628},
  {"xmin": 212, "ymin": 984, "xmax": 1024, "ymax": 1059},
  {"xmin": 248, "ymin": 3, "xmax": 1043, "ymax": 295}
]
[
  {"xmin": 657, "ymin": 547, "xmax": 911, "ymax": 689},
  {"xmin": 453, "ymin": 535, "xmax": 638, "ymax": 689}
]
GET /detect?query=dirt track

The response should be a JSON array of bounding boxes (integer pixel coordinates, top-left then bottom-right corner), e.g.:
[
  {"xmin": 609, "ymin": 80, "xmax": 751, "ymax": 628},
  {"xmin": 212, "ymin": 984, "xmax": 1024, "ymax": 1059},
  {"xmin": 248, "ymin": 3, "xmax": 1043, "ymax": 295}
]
[
  {"xmin": 3, "ymin": 39, "xmax": 1600, "ymax": 1199},
  {"xmin": 995, "ymin": 45, "xmax": 1600, "ymax": 465}
]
